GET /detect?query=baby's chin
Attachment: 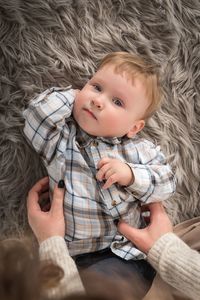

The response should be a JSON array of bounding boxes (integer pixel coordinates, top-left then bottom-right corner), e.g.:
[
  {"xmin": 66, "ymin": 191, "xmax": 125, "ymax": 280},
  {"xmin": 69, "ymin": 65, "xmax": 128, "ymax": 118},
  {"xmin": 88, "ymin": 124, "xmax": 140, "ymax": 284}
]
[
  {"xmin": 74, "ymin": 118, "xmax": 123, "ymax": 138},
  {"xmin": 75, "ymin": 122, "xmax": 97, "ymax": 137},
  {"xmin": 81, "ymin": 127, "xmax": 102, "ymax": 137},
  {"xmin": 77, "ymin": 125, "xmax": 103, "ymax": 137},
  {"xmin": 79, "ymin": 126, "xmax": 125, "ymax": 139}
]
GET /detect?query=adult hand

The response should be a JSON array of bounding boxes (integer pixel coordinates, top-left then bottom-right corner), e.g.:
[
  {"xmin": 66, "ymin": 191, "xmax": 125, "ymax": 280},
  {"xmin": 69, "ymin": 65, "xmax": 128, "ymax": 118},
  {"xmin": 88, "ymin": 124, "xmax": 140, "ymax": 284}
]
[
  {"xmin": 118, "ymin": 202, "xmax": 173, "ymax": 253},
  {"xmin": 27, "ymin": 177, "xmax": 65, "ymax": 244}
]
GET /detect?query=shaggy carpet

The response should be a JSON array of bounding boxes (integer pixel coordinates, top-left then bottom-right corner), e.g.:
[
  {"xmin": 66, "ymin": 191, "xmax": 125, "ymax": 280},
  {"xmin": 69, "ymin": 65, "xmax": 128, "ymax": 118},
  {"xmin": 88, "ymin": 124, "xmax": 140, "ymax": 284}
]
[{"xmin": 0, "ymin": 0, "xmax": 200, "ymax": 236}]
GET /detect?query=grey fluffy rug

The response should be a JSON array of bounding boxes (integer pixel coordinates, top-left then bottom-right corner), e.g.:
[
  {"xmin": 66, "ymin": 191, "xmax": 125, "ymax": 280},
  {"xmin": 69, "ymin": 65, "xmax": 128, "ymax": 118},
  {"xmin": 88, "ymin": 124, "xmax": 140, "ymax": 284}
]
[{"xmin": 0, "ymin": 0, "xmax": 200, "ymax": 236}]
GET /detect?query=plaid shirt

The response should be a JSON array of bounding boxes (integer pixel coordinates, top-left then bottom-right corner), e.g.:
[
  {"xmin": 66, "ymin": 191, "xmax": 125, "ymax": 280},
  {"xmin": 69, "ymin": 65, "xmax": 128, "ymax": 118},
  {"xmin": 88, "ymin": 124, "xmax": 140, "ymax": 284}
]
[{"xmin": 23, "ymin": 87, "xmax": 176, "ymax": 260}]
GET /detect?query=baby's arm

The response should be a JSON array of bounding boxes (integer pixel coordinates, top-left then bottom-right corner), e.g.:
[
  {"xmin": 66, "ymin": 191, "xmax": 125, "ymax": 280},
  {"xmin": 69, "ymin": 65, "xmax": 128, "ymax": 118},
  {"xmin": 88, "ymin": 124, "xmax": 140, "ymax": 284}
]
[
  {"xmin": 96, "ymin": 157, "xmax": 133, "ymax": 189},
  {"xmin": 125, "ymin": 140, "xmax": 176, "ymax": 203},
  {"xmin": 23, "ymin": 87, "xmax": 75, "ymax": 163},
  {"xmin": 97, "ymin": 140, "xmax": 176, "ymax": 202}
]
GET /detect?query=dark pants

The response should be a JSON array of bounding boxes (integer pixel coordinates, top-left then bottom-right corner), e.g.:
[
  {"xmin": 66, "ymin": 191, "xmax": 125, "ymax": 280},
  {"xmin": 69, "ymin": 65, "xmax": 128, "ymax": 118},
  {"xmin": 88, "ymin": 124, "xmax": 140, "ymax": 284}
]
[{"xmin": 74, "ymin": 248, "xmax": 156, "ymax": 297}]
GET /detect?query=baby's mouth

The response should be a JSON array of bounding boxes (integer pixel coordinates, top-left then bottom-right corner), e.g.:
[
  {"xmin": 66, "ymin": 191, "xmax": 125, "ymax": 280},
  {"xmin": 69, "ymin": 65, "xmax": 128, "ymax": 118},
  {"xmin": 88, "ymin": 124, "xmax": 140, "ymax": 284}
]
[{"xmin": 83, "ymin": 108, "xmax": 97, "ymax": 120}]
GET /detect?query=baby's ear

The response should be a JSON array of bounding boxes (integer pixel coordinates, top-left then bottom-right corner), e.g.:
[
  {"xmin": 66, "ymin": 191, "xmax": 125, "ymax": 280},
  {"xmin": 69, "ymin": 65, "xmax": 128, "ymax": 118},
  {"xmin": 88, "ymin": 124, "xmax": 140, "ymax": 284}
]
[{"xmin": 126, "ymin": 120, "xmax": 145, "ymax": 138}]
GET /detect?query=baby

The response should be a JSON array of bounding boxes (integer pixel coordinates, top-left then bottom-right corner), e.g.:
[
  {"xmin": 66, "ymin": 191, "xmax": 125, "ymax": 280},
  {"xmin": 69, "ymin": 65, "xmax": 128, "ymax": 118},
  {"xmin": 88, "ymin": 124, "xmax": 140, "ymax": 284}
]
[{"xmin": 24, "ymin": 52, "xmax": 175, "ymax": 274}]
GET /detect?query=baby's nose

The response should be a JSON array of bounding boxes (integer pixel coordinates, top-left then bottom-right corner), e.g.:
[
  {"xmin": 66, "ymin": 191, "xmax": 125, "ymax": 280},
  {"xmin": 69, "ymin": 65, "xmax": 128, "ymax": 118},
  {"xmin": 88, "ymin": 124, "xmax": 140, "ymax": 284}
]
[{"xmin": 92, "ymin": 97, "xmax": 104, "ymax": 109}]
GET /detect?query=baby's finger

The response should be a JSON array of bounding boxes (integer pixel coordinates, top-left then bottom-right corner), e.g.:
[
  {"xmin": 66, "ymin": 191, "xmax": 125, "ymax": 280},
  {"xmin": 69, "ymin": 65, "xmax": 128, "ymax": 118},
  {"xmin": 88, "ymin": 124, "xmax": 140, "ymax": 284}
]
[
  {"xmin": 97, "ymin": 157, "xmax": 110, "ymax": 169},
  {"xmin": 104, "ymin": 168, "xmax": 115, "ymax": 180},
  {"xmin": 102, "ymin": 174, "xmax": 118, "ymax": 189},
  {"xmin": 96, "ymin": 164, "xmax": 110, "ymax": 181}
]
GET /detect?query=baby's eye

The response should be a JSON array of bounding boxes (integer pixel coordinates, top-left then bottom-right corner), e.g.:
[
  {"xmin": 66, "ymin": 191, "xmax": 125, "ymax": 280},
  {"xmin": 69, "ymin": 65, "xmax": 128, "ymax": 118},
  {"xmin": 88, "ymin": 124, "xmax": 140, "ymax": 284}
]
[
  {"xmin": 93, "ymin": 84, "xmax": 102, "ymax": 92},
  {"xmin": 113, "ymin": 98, "xmax": 123, "ymax": 107}
]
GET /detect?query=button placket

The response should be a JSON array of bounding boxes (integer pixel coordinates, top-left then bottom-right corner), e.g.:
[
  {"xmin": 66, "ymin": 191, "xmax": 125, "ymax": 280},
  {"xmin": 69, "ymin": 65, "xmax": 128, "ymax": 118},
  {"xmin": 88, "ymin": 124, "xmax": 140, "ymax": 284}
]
[
  {"xmin": 90, "ymin": 139, "xmax": 101, "ymax": 169},
  {"xmin": 90, "ymin": 140, "xmax": 122, "ymax": 218}
]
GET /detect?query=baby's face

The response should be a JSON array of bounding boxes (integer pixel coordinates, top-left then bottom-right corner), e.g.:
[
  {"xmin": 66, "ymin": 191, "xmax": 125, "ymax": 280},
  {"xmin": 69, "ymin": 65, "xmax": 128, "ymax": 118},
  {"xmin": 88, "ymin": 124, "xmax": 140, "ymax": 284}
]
[{"xmin": 73, "ymin": 65, "xmax": 149, "ymax": 138}]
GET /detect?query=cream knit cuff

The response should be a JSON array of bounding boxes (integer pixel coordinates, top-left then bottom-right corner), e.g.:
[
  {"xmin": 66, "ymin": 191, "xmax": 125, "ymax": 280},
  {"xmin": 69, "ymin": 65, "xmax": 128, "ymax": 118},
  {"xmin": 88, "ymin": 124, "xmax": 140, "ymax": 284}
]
[
  {"xmin": 39, "ymin": 236, "xmax": 69, "ymax": 260},
  {"xmin": 147, "ymin": 232, "xmax": 179, "ymax": 269}
]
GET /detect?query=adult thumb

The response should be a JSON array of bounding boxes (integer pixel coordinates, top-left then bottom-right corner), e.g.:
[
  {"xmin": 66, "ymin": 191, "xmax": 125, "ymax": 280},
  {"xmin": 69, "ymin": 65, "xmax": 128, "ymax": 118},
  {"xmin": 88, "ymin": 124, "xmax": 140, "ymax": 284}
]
[{"xmin": 118, "ymin": 221, "xmax": 142, "ymax": 244}]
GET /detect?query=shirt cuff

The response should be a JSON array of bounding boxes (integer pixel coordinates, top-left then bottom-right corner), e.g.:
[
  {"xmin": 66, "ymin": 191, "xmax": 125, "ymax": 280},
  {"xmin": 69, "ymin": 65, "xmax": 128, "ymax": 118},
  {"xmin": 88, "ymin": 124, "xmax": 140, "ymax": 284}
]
[
  {"xmin": 39, "ymin": 236, "xmax": 69, "ymax": 259},
  {"xmin": 125, "ymin": 163, "xmax": 148, "ymax": 196},
  {"xmin": 147, "ymin": 232, "xmax": 179, "ymax": 269}
]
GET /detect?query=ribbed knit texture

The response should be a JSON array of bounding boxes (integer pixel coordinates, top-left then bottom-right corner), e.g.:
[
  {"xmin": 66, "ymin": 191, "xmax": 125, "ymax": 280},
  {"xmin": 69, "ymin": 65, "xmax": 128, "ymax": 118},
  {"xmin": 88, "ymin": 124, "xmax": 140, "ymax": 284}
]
[
  {"xmin": 39, "ymin": 236, "xmax": 84, "ymax": 298},
  {"xmin": 39, "ymin": 234, "xmax": 200, "ymax": 299},
  {"xmin": 147, "ymin": 233, "xmax": 200, "ymax": 299}
]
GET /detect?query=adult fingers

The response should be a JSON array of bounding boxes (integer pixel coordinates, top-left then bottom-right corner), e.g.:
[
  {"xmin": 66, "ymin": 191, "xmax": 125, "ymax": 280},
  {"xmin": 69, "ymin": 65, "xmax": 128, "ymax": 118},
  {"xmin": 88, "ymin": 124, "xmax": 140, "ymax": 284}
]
[
  {"xmin": 27, "ymin": 177, "xmax": 49, "ymax": 212},
  {"xmin": 51, "ymin": 180, "xmax": 65, "ymax": 216},
  {"xmin": 140, "ymin": 202, "xmax": 167, "ymax": 224},
  {"xmin": 148, "ymin": 202, "xmax": 167, "ymax": 221},
  {"xmin": 30, "ymin": 177, "xmax": 49, "ymax": 195}
]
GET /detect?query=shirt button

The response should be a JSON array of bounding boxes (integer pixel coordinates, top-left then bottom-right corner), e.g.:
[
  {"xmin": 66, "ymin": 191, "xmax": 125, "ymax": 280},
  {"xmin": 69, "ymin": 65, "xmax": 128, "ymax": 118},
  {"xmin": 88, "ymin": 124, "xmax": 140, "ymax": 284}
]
[
  {"xmin": 111, "ymin": 200, "xmax": 117, "ymax": 206},
  {"xmin": 92, "ymin": 140, "xmax": 99, "ymax": 147}
]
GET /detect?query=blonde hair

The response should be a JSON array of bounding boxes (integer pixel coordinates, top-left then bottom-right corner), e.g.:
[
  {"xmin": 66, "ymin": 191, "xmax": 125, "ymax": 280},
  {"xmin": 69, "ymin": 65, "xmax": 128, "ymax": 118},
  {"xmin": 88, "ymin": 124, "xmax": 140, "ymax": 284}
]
[{"xmin": 98, "ymin": 52, "xmax": 161, "ymax": 119}]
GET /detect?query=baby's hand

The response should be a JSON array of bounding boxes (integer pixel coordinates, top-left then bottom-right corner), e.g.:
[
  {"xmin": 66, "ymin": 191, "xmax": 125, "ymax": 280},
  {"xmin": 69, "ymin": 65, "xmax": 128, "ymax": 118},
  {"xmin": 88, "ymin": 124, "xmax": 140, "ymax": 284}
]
[{"xmin": 96, "ymin": 157, "xmax": 133, "ymax": 189}]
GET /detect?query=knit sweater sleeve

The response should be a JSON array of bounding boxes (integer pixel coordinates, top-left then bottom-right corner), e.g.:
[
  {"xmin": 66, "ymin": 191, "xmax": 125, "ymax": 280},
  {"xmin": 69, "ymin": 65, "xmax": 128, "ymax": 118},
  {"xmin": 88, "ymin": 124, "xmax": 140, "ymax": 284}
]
[
  {"xmin": 39, "ymin": 236, "xmax": 85, "ymax": 299},
  {"xmin": 147, "ymin": 232, "xmax": 200, "ymax": 299}
]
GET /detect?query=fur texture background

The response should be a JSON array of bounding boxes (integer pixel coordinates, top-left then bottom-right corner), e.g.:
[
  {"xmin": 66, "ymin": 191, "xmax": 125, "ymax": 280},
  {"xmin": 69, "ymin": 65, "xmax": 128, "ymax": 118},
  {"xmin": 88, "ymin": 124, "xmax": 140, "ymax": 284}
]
[{"xmin": 0, "ymin": 0, "xmax": 200, "ymax": 236}]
